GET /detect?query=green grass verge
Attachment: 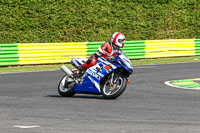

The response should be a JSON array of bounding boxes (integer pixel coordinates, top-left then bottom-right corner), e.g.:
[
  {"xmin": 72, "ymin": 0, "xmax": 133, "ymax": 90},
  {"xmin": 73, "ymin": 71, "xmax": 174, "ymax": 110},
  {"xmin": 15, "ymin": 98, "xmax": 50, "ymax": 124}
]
[{"xmin": 0, "ymin": 56, "xmax": 200, "ymax": 73}]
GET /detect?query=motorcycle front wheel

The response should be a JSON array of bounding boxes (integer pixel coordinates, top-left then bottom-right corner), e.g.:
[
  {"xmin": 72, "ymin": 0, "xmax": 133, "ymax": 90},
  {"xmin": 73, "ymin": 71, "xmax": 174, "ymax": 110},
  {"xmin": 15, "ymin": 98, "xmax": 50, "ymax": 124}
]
[
  {"xmin": 101, "ymin": 76, "xmax": 127, "ymax": 99},
  {"xmin": 58, "ymin": 75, "xmax": 76, "ymax": 97}
]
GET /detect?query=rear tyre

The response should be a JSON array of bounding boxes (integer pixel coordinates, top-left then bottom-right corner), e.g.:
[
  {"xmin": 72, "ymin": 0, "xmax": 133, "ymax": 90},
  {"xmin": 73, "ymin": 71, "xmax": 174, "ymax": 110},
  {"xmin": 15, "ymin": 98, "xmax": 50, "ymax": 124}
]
[
  {"xmin": 58, "ymin": 75, "xmax": 76, "ymax": 97},
  {"xmin": 101, "ymin": 76, "xmax": 127, "ymax": 99}
]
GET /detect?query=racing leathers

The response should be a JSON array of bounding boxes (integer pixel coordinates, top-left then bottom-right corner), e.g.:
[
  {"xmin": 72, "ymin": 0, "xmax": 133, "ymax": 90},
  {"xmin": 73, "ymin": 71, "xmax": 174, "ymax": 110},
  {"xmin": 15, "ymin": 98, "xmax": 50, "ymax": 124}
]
[{"xmin": 75, "ymin": 41, "xmax": 122, "ymax": 76}]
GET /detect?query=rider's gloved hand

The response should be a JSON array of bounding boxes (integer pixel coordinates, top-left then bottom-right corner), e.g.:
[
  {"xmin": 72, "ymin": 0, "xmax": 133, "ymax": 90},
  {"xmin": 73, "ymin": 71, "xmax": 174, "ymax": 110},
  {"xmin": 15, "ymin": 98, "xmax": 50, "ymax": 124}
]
[
  {"xmin": 110, "ymin": 53, "xmax": 119, "ymax": 60},
  {"xmin": 106, "ymin": 56, "xmax": 113, "ymax": 60},
  {"xmin": 108, "ymin": 55, "xmax": 117, "ymax": 61},
  {"xmin": 112, "ymin": 53, "xmax": 118, "ymax": 57},
  {"xmin": 110, "ymin": 56, "xmax": 116, "ymax": 61},
  {"xmin": 105, "ymin": 53, "xmax": 118, "ymax": 60}
]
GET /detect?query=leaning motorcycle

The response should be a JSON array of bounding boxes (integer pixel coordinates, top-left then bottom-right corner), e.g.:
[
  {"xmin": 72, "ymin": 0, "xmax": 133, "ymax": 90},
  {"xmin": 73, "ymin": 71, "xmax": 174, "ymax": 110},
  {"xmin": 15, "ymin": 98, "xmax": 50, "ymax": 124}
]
[{"xmin": 58, "ymin": 51, "xmax": 133, "ymax": 99}]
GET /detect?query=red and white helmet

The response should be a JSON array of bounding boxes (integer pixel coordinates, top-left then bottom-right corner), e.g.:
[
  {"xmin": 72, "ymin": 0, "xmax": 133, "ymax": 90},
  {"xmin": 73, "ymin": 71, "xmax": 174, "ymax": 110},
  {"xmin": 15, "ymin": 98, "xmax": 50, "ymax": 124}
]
[{"xmin": 111, "ymin": 32, "xmax": 125, "ymax": 48}]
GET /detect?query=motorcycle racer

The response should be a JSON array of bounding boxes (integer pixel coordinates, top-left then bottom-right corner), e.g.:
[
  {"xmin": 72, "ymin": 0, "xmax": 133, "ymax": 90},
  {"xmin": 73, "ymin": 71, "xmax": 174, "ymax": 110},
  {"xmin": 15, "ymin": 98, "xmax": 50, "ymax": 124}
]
[{"xmin": 74, "ymin": 32, "xmax": 125, "ymax": 77}]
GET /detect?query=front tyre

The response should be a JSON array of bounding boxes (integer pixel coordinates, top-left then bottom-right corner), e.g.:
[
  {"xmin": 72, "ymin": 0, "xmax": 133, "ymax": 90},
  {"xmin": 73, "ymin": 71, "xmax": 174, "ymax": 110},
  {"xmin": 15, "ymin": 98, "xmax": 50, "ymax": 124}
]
[
  {"xmin": 58, "ymin": 75, "xmax": 76, "ymax": 97},
  {"xmin": 101, "ymin": 76, "xmax": 127, "ymax": 99}
]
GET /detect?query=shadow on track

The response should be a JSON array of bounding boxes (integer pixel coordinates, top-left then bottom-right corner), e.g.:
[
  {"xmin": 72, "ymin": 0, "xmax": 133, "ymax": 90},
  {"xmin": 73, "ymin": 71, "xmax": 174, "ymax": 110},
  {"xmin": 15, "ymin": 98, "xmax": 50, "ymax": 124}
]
[{"xmin": 45, "ymin": 94, "xmax": 105, "ymax": 99}]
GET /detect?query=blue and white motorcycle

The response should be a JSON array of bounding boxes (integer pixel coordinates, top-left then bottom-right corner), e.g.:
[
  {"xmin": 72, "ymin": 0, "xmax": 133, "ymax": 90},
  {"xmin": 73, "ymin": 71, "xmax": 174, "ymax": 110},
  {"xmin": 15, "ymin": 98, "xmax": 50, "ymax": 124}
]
[{"xmin": 58, "ymin": 51, "xmax": 133, "ymax": 99}]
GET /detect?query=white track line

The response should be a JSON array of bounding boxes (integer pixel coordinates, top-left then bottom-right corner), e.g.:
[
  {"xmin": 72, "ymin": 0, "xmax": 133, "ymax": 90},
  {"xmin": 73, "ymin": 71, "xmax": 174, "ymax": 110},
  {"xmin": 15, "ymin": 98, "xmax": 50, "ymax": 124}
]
[{"xmin": 13, "ymin": 125, "xmax": 40, "ymax": 129}]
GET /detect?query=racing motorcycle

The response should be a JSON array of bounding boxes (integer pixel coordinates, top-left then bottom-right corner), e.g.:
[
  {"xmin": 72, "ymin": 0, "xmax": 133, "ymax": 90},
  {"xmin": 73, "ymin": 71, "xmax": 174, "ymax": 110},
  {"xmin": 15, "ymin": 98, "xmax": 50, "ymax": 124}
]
[{"xmin": 58, "ymin": 51, "xmax": 133, "ymax": 99}]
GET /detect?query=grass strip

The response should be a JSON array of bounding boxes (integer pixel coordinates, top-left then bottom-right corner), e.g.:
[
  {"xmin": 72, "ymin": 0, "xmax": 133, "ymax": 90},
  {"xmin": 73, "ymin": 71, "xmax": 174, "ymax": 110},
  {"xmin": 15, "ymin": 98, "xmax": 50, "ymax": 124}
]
[{"xmin": 0, "ymin": 56, "xmax": 200, "ymax": 73}]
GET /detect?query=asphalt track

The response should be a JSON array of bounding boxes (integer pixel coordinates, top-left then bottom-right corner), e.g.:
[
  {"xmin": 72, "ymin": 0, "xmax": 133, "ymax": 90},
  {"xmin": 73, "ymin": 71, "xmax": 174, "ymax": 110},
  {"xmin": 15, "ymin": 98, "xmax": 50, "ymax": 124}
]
[{"xmin": 0, "ymin": 62, "xmax": 200, "ymax": 133}]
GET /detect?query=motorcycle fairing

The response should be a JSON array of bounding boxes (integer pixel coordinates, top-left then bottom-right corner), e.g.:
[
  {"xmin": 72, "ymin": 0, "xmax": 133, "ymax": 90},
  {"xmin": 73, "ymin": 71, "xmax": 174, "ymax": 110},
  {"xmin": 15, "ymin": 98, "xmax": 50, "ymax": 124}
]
[
  {"xmin": 71, "ymin": 58, "xmax": 87, "ymax": 67},
  {"xmin": 73, "ymin": 58, "xmax": 118, "ymax": 94}
]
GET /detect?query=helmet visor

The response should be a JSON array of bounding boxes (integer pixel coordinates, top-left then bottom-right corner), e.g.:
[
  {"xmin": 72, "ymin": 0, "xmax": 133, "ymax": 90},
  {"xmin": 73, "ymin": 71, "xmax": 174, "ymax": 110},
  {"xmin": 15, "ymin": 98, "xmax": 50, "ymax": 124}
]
[
  {"xmin": 118, "ymin": 39, "xmax": 125, "ymax": 48},
  {"xmin": 118, "ymin": 39, "xmax": 125, "ymax": 44}
]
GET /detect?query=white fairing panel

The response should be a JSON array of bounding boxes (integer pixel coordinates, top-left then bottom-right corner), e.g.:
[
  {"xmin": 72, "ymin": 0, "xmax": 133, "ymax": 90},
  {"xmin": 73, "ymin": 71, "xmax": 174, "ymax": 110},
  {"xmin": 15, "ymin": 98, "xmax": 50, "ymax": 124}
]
[{"xmin": 72, "ymin": 58, "xmax": 87, "ymax": 67}]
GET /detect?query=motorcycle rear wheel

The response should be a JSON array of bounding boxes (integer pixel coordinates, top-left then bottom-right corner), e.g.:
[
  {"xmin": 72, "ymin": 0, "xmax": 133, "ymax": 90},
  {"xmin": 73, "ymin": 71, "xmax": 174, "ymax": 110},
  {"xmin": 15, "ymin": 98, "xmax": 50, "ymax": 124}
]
[
  {"xmin": 58, "ymin": 75, "xmax": 76, "ymax": 97},
  {"xmin": 101, "ymin": 76, "xmax": 127, "ymax": 99}
]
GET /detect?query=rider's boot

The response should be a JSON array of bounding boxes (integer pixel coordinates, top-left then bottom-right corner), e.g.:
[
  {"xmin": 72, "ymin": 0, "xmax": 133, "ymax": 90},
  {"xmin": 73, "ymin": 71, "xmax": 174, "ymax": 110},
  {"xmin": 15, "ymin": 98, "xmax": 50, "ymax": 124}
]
[{"xmin": 73, "ymin": 65, "xmax": 86, "ymax": 78}]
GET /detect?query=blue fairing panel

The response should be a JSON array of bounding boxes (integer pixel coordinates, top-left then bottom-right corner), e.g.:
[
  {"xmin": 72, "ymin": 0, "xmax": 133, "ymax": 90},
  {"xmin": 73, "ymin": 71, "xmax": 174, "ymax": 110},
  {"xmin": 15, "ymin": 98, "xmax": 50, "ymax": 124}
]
[
  {"xmin": 74, "ymin": 76, "xmax": 101, "ymax": 94},
  {"xmin": 73, "ymin": 57, "xmax": 122, "ymax": 94}
]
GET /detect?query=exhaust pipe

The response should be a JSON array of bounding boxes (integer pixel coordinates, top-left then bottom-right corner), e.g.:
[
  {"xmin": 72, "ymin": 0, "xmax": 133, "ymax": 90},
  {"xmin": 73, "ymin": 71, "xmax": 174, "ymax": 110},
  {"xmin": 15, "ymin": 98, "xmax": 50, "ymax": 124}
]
[
  {"xmin": 61, "ymin": 65, "xmax": 73, "ymax": 76},
  {"xmin": 61, "ymin": 65, "xmax": 79, "ymax": 84}
]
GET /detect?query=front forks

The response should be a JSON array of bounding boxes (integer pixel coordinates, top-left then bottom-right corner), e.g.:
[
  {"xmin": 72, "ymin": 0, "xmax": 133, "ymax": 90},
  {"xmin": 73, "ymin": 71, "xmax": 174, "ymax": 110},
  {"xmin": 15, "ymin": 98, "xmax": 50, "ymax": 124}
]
[{"xmin": 109, "ymin": 72, "xmax": 118, "ymax": 86}]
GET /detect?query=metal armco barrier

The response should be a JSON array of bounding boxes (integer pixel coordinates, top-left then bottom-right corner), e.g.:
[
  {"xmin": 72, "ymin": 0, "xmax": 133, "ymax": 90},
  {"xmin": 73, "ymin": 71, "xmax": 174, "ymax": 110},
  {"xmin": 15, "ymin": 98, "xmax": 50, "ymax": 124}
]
[{"xmin": 0, "ymin": 39, "xmax": 200, "ymax": 66}]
